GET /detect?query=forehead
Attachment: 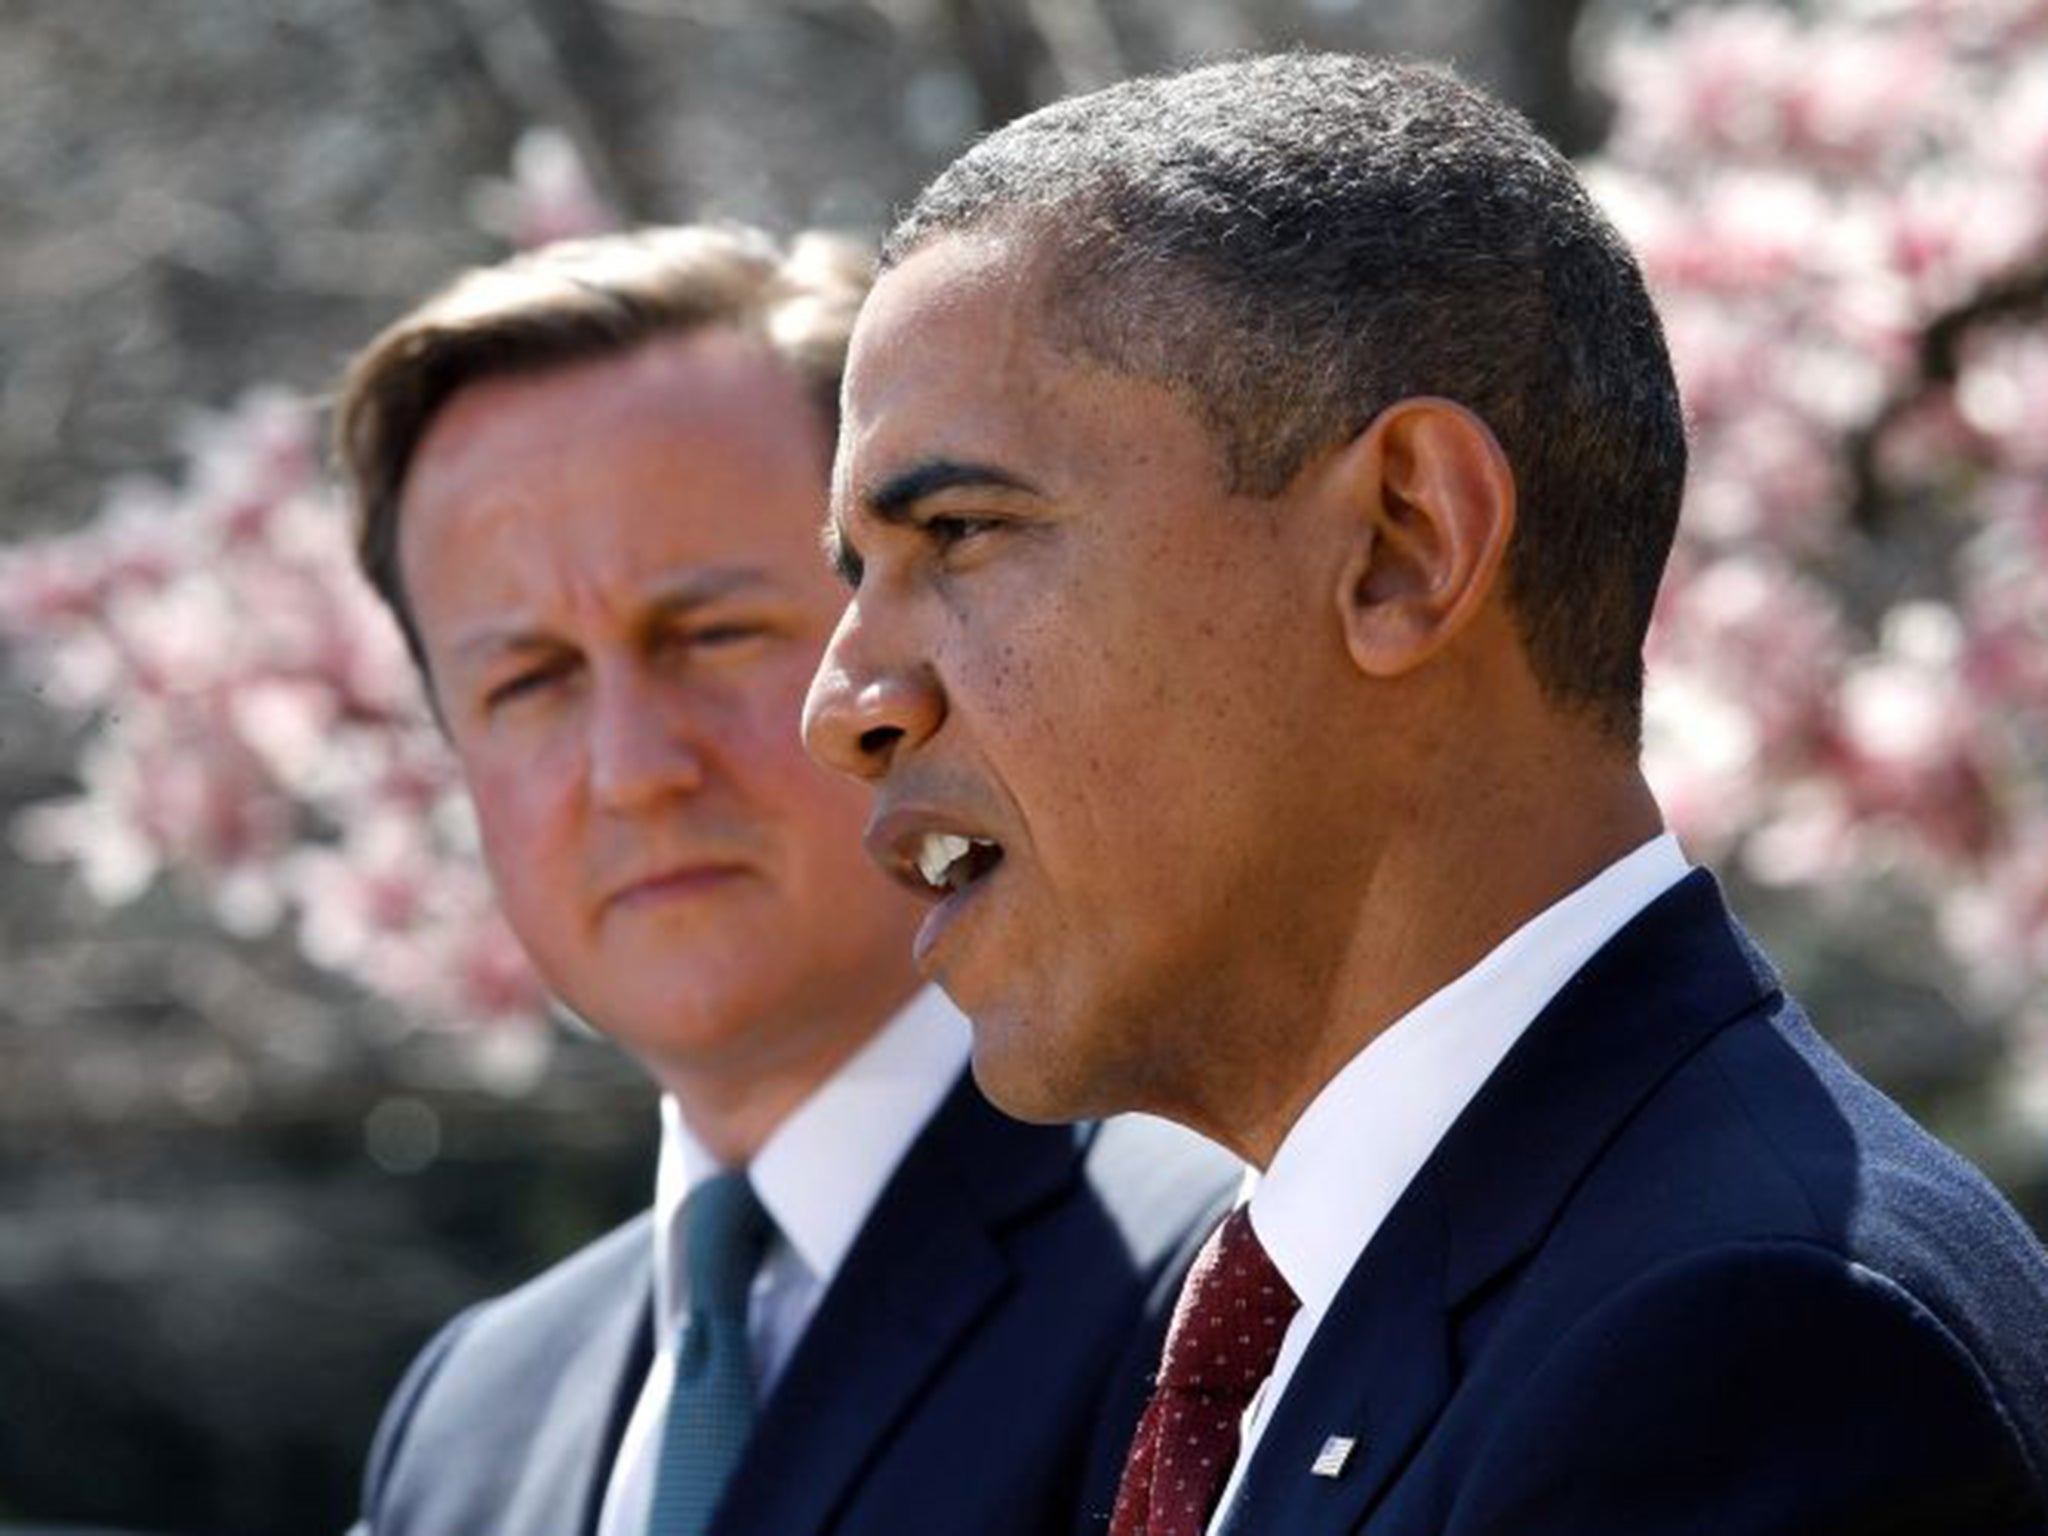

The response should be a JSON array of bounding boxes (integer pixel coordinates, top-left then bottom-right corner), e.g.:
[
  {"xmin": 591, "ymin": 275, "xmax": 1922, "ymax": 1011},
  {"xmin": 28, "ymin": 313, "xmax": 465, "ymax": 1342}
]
[
  {"xmin": 833, "ymin": 235, "xmax": 1242, "ymax": 554},
  {"xmin": 399, "ymin": 330, "xmax": 837, "ymax": 616},
  {"xmin": 851, "ymin": 233, "xmax": 1046, "ymax": 375},
  {"xmin": 836, "ymin": 236, "xmax": 1079, "ymax": 485},
  {"xmin": 406, "ymin": 331, "xmax": 829, "ymax": 544},
  {"xmin": 416, "ymin": 328, "xmax": 824, "ymax": 493}
]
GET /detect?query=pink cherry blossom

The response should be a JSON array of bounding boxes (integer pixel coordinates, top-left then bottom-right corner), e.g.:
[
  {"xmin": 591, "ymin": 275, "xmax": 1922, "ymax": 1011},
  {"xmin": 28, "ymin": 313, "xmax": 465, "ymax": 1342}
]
[
  {"xmin": 0, "ymin": 390, "xmax": 547, "ymax": 1041},
  {"xmin": 1600, "ymin": 0, "xmax": 2048, "ymax": 1095}
]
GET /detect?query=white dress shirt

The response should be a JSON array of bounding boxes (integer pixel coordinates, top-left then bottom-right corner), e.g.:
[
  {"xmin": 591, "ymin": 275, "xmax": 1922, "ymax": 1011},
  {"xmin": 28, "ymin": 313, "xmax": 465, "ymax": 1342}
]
[
  {"xmin": 596, "ymin": 986, "xmax": 973, "ymax": 1536},
  {"xmin": 1205, "ymin": 834, "xmax": 1690, "ymax": 1533}
]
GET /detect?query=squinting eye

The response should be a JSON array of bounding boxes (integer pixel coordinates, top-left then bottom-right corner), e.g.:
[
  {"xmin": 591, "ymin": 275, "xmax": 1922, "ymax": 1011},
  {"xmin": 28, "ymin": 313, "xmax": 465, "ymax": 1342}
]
[
  {"xmin": 925, "ymin": 514, "xmax": 999, "ymax": 548},
  {"xmin": 484, "ymin": 666, "xmax": 561, "ymax": 710},
  {"xmin": 692, "ymin": 623, "xmax": 764, "ymax": 646}
]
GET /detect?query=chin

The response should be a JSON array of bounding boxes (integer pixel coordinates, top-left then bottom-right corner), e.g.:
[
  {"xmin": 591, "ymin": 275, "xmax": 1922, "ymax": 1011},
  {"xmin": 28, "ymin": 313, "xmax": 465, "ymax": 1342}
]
[
  {"xmin": 967, "ymin": 1057, "xmax": 1078, "ymax": 1125},
  {"xmin": 569, "ymin": 974, "xmax": 761, "ymax": 1062},
  {"xmin": 965, "ymin": 1017, "xmax": 1126, "ymax": 1127}
]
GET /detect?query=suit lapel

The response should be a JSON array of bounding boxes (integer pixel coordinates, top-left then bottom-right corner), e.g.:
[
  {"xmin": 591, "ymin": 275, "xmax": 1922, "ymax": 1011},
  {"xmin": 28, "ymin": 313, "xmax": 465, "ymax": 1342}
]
[
  {"xmin": 1222, "ymin": 872, "xmax": 1780, "ymax": 1533},
  {"xmin": 712, "ymin": 1074, "xmax": 1085, "ymax": 1534},
  {"xmin": 1218, "ymin": 1170, "xmax": 1454, "ymax": 1535}
]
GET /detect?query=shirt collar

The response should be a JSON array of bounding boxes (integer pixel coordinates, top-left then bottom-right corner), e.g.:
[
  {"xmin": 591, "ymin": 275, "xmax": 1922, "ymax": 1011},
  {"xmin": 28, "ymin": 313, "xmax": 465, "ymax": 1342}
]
[
  {"xmin": 651, "ymin": 986, "xmax": 972, "ymax": 1331},
  {"xmin": 1249, "ymin": 833, "xmax": 1690, "ymax": 1322}
]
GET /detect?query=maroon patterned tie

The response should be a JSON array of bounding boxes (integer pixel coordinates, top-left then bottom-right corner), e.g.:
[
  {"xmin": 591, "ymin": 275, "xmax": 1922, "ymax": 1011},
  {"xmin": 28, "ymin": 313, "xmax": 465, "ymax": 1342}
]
[{"xmin": 1108, "ymin": 1207, "xmax": 1301, "ymax": 1536}]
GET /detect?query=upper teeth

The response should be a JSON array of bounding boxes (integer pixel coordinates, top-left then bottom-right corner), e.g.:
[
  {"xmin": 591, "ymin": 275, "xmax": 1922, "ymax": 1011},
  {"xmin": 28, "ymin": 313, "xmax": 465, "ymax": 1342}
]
[{"xmin": 914, "ymin": 832, "xmax": 989, "ymax": 890}]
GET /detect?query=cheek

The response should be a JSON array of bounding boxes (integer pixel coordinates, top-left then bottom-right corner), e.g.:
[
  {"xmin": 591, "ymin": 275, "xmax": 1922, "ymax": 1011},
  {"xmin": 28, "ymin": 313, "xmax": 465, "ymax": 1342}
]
[
  {"xmin": 776, "ymin": 769, "xmax": 886, "ymax": 891},
  {"xmin": 987, "ymin": 585, "xmax": 1288, "ymax": 903},
  {"xmin": 714, "ymin": 652, "xmax": 828, "ymax": 761},
  {"xmin": 718, "ymin": 693, "xmax": 878, "ymax": 853},
  {"xmin": 458, "ymin": 745, "xmax": 582, "ymax": 883},
  {"xmin": 981, "ymin": 583, "xmax": 1176, "ymax": 782}
]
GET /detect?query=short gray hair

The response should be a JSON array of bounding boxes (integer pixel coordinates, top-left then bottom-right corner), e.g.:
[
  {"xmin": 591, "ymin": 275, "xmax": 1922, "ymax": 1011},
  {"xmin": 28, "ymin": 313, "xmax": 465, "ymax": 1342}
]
[{"xmin": 886, "ymin": 54, "xmax": 1686, "ymax": 744}]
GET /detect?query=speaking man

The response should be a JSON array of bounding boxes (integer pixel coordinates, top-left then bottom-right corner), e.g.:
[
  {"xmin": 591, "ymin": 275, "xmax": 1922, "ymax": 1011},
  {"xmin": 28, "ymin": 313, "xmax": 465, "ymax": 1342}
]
[
  {"xmin": 803, "ymin": 54, "xmax": 2048, "ymax": 1534},
  {"xmin": 333, "ymin": 223, "xmax": 1234, "ymax": 1536}
]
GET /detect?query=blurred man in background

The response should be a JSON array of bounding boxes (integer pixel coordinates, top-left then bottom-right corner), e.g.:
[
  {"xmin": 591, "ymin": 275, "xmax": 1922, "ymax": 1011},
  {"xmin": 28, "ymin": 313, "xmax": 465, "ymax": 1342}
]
[
  {"xmin": 333, "ymin": 223, "xmax": 1232, "ymax": 1536},
  {"xmin": 803, "ymin": 54, "xmax": 2048, "ymax": 1534}
]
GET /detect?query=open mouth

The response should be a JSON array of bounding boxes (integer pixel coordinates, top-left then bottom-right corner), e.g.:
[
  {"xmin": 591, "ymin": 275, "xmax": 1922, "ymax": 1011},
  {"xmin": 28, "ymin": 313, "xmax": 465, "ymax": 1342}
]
[{"xmin": 911, "ymin": 832, "xmax": 1005, "ymax": 895}]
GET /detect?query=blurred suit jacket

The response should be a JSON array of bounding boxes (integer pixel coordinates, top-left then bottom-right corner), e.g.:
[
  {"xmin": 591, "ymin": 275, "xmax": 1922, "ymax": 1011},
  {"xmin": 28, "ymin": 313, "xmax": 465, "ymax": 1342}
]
[
  {"xmin": 353, "ymin": 1077, "xmax": 1235, "ymax": 1536},
  {"xmin": 1200, "ymin": 872, "xmax": 2048, "ymax": 1534}
]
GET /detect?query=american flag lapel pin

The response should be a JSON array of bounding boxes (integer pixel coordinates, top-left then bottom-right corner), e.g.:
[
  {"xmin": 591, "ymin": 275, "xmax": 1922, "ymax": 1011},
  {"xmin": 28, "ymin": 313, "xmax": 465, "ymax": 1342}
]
[{"xmin": 1310, "ymin": 1435, "xmax": 1357, "ymax": 1478}]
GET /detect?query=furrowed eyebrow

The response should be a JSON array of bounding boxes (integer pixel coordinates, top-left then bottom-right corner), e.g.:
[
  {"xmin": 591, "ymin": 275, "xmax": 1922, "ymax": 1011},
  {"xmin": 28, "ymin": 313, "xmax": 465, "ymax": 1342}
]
[
  {"xmin": 866, "ymin": 458, "xmax": 1041, "ymax": 521},
  {"xmin": 451, "ymin": 629, "xmax": 561, "ymax": 667},
  {"xmin": 823, "ymin": 459, "xmax": 1043, "ymax": 589},
  {"xmin": 448, "ymin": 567, "xmax": 773, "ymax": 661},
  {"xmin": 642, "ymin": 566, "xmax": 774, "ymax": 618}
]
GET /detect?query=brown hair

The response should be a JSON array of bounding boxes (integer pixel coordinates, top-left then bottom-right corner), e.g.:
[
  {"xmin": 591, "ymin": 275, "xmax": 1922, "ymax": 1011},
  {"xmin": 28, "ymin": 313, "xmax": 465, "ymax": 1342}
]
[{"xmin": 333, "ymin": 223, "xmax": 872, "ymax": 678}]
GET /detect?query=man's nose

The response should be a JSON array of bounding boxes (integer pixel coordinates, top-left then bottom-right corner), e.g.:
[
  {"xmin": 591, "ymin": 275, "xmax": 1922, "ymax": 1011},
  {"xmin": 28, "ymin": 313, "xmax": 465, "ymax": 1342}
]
[
  {"xmin": 803, "ymin": 605, "xmax": 943, "ymax": 782},
  {"xmin": 589, "ymin": 668, "xmax": 706, "ymax": 812}
]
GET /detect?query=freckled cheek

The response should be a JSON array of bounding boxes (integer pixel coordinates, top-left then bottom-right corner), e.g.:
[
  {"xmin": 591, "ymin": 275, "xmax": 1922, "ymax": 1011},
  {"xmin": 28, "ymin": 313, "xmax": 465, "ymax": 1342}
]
[
  {"xmin": 951, "ymin": 645, "xmax": 1052, "ymax": 778},
  {"xmin": 958, "ymin": 607, "xmax": 1139, "ymax": 851},
  {"xmin": 1032, "ymin": 631, "xmax": 1234, "ymax": 878}
]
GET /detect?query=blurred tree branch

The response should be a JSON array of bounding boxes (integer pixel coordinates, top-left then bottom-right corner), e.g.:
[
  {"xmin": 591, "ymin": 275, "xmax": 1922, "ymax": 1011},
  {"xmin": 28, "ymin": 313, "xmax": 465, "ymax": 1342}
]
[
  {"xmin": 1021, "ymin": 0, "xmax": 1128, "ymax": 93},
  {"xmin": 431, "ymin": 0, "xmax": 662, "ymax": 220},
  {"xmin": 938, "ymin": 0, "xmax": 1050, "ymax": 129},
  {"xmin": 1493, "ymin": 0, "xmax": 1601, "ymax": 152},
  {"xmin": 1847, "ymin": 248, "xmax": 2048, "ymax": 532}
]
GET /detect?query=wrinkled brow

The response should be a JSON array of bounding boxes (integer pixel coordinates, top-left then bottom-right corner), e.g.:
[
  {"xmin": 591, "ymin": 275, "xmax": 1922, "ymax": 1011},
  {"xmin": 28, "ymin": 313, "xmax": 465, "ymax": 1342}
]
[
  {"xmin": 868, "ymin": 458, "xmax": 1039, "ymax": 519},
  {"xmin": 821, "ymin": 458, "xmax": 1044, "ymax": 589}
]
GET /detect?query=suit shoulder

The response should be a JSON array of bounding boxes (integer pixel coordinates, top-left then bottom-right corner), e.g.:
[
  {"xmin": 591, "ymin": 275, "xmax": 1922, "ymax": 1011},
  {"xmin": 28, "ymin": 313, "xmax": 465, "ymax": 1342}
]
[
  {"xmin": 373, "ymin": 1212, "xmax": 648, "ymax": 1413},
  {"xmin": 1527, "ymin": 1240, "xmax": 2023, "ymax": 1425},
  {"xmin": 1457, "ymin": 1241, "xmax": 2046, "ymax": 1532},
  {"xmin": 361, "ymin": 1299, "xmax": 488, "ymax": 1514},
  {"xmin": 1522, "ymin": 999, "xmax": 2048, "ymax": 1495},
  {"xmin": 1689, "ymin": 1007, "xmax": 2048, "ymax": 1346},
  {"xmin": 1576, "ymin": 1000, "xmax": 2048, "ymax": 1300},
  {"xmin": 356, "ymin": 1215, "xmax": 652, "ymax": 1531},
  {"xmin": 449, "ymin": 1212, "xmax": 651, "ymax": 1352},
  {"xmin": 368, "ymin": 1215, "xmax": 649, "ymax": 1453},
  {"xmin": 1079, "ymin": 1113, "xmax": 1239, "ymax": 1270}
]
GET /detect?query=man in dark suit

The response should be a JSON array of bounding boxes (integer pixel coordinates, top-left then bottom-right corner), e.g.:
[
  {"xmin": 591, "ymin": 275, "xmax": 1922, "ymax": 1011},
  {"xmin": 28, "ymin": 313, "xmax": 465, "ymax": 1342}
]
[
  {"xmin": 801, "ymin": 53, "xmax": 2048, "ymax": 1533},
  {"xmin": 332, "ymin": 223, "xmax": 1235, "ymax": 1536}
]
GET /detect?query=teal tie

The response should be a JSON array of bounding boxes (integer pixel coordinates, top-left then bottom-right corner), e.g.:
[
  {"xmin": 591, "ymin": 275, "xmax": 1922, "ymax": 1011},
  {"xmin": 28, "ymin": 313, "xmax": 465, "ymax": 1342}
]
[{"xmin": 647, "ymin": 1169, "xmax": 774, "ymax": 1536}]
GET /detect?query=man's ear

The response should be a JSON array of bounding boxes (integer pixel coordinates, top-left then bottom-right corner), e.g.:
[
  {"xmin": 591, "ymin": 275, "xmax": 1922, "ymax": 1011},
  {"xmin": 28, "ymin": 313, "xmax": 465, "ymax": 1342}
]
[{"xmin": 1325, "ymin": 397, "xmax": 1516, "ymax": 679}]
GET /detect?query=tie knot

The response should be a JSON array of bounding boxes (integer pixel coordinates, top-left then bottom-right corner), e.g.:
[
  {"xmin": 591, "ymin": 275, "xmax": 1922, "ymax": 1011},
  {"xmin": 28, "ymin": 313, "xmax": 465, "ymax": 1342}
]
[
  {"xmin": 683, "ymin": 1169, "xmax": 773, "ymax": 1318},
  {"xmin": 1155, "ymin": 1206, "xmax": 1299, "ymax": 1403}
]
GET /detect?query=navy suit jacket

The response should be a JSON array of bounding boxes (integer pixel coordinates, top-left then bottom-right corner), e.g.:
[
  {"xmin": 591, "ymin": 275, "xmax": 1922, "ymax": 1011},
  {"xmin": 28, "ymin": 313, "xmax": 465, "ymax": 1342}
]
[
  {"xmin": 1213, "ymin": 871, "xmax": 2048, "ymax": 1534},
  {"xmin": 356, "ymin": 1075, "xmax": 1236, "ymax": 1536}
]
